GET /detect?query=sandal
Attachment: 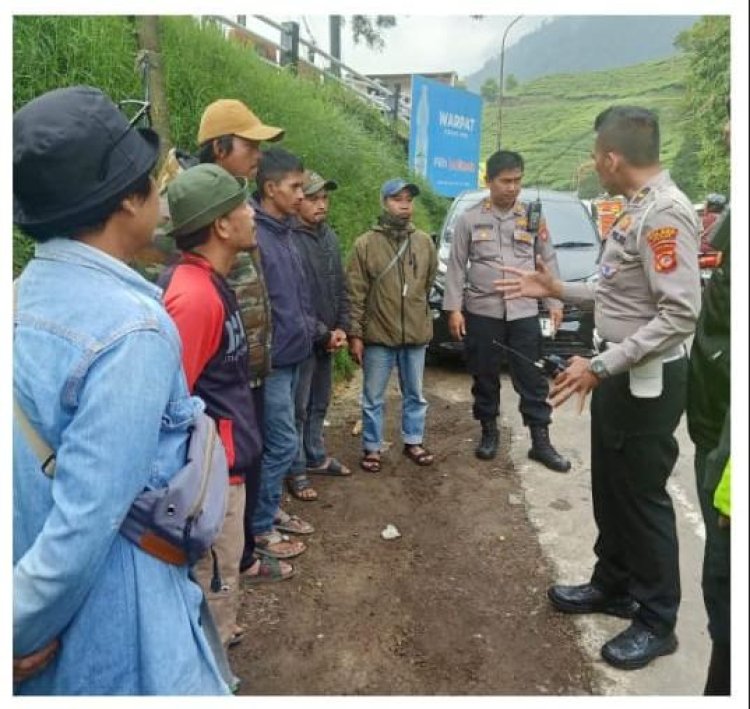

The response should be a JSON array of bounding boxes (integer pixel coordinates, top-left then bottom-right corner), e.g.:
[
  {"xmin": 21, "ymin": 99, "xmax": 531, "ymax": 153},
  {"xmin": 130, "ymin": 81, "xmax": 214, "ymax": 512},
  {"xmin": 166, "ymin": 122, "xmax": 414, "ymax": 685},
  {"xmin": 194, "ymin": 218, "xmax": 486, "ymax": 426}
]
[
  {"xmin": 241, "ymin": 555, "xmax": 295, "ymax": 585},
  {"xmin": 274, "ymin": 509, "xmax": 315, "ymax": 535},
  {"xmin": 227, "ymin": 623, "xmax": 246, "ymax": 648},
  {"xmin": 360, "ymin": 451, "xmax": 382, "ymax": 473},
  {"xmin": 403, "ymin": 443, "xmax": 434, "ymax": 466},
  {"xmin": 307, "ymin": 456, "xmax": 352, "ymax": 477},
  {"xmin": 254, "ymin": 529, "xmax": 306, "ymax": 559},
  {"xmin": 286, "ymin": 474, "xmax": 318, "ymax": 501}
]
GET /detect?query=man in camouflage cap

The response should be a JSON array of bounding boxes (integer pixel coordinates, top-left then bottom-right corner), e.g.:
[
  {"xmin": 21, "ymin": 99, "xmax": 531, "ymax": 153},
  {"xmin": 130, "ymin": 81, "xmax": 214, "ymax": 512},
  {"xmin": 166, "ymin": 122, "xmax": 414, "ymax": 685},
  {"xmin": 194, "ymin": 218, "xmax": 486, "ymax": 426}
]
[{"xmin": 289, "ymin": 169, "xmax": 351, "ymax": 484}]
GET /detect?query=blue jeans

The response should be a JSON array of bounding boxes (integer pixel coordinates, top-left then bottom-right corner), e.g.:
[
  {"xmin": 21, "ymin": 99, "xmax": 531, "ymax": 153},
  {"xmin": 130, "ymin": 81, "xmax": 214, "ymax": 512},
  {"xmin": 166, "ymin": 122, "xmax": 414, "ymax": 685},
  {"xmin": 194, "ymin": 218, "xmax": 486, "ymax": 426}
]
[
  {"xmin": 290, "ymin": 350, "xmax": 333, "ymax": 474},
  {"xmin": 252, "ymin": 364, "xmax": 300, "ymax": 535},
  {"xmin": 362, "ymin": 344, "xmax": 428, "ymax": 453}
]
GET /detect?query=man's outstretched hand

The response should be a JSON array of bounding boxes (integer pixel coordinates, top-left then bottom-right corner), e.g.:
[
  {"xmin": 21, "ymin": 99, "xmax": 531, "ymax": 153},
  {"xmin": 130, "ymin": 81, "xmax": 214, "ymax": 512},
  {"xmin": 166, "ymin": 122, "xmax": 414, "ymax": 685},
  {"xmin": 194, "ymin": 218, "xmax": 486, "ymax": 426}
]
[{"xmin": 494, "ymin": 256, "xmax": 563, "ymax": 301}]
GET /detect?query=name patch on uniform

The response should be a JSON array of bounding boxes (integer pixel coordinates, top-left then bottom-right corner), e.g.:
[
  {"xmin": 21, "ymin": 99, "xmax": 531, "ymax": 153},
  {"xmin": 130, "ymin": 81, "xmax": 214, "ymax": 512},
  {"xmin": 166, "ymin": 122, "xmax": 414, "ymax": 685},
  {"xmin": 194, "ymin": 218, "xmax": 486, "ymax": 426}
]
[
  {"xmin": 472, "ymin": 225, "xmax": 494, "ymax": 241},
  {"xmin": 600, "ymin": 263, "xmax": 618, "ymax": 279},
  {"xmin": 513, "ymin": 230, "xmax": 533, "ymax": 245},
  {"xmin": 646, "ymin": 226, "xmax": 679, "ymax": 273},
  {"xmin": 608, "ymin": 214, "xmax": 632, "ymax": 244}
]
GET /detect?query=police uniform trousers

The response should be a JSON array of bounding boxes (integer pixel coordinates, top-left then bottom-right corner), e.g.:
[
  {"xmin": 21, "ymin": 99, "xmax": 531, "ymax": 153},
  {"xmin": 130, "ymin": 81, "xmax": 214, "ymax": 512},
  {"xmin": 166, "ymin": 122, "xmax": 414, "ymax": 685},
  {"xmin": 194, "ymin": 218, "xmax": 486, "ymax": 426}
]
[
  {"xmin": 464, "ymin": 311, "xmax": 551, "ymax": 426},
  {"xmin": 589, "ymin": 357, "xmax": 687, "ymax": 635}
]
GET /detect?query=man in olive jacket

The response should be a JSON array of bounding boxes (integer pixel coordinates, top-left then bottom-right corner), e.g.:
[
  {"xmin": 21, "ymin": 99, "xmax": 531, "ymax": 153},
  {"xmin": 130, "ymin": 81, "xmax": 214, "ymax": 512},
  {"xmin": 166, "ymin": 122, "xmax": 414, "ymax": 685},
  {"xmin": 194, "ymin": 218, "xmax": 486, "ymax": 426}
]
[{"xmin": 347, "ymin": 179, "xmax": 438, "ymax": 472}]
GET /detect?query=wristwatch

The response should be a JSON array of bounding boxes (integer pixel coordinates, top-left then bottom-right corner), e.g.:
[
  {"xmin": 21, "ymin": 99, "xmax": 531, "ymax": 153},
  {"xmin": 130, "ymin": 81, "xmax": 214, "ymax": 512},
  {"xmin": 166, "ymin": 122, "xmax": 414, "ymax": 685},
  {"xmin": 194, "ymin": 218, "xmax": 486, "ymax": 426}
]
[{"xmin": 589, "ymin": 357, "xmax": 609, "ymax": 379}]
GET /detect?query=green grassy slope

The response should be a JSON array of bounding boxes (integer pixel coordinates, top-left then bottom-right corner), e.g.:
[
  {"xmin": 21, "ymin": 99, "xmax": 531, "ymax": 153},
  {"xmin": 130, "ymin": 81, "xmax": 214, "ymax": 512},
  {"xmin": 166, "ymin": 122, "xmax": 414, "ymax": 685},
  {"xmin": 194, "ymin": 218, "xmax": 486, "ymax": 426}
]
[
  {"xmin": 12, "ymin": 16, "xmax": 448, "ymax": 277},
  {"xmin": 479, "ymin": 56, "xmax": 697, "ymax": 197}
]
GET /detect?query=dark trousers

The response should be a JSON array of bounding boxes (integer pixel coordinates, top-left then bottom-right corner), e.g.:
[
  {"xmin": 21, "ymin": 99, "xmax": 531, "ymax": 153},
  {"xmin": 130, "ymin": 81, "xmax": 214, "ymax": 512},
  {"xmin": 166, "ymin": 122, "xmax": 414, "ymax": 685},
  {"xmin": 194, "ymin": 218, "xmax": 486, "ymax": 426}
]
[
  {"xmin": 240, "ymin": 384, "xmax": 264, "ymax": 572},
  {"xmin": 694, "ymin": 445, "xmax": 731, "ymax": 645},
  {"xmin": 464, "ymin": 311, "xmax": 550, "ymax": 426},
  {"xmin": 589, "ymin": 358, "xmax": 687, "ymax": 635}
]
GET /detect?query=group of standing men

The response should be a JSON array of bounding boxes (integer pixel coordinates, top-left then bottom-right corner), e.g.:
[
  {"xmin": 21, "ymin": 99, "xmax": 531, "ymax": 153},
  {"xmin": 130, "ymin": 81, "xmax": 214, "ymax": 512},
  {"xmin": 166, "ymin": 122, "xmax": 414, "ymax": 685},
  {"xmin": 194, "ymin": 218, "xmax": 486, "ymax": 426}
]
[{"xmin": 12, "ymin": 86, "xmax": 442, "ymax": 694}]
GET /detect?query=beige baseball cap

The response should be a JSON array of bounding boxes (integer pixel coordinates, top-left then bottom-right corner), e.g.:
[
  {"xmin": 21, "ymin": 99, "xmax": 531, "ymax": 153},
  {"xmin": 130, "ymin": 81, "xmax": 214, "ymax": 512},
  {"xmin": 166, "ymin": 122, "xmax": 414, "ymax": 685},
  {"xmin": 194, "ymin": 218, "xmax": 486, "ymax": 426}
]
[{"xmin": 197, "ymin": 99, "xmax": 284, "ymax": 146}]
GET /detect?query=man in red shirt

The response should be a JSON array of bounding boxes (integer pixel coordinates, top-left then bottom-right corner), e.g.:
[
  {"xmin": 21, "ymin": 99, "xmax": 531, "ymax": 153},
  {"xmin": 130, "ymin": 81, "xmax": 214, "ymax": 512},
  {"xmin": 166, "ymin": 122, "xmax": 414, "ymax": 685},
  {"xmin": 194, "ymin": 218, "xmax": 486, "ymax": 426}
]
[{"xmin": 159, "ymin": 163, "xmax": 287, "ymax": 656}]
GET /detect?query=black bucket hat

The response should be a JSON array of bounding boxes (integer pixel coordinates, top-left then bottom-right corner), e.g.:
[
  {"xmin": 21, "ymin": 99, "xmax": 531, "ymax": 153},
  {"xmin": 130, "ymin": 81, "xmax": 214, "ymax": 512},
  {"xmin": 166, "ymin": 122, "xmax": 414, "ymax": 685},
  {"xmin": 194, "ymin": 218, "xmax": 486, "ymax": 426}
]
[{"xmin": 13, "ymin": 85, "xmax": 160, "ymax": 231}]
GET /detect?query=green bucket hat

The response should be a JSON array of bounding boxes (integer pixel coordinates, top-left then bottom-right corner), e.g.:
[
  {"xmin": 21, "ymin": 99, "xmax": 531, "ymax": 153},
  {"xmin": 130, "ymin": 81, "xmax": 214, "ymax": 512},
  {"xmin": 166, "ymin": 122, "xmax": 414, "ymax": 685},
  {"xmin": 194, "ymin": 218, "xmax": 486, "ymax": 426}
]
[{"xmin": 167, "ymin": 163, "xmax": 248, "ymax": 237}]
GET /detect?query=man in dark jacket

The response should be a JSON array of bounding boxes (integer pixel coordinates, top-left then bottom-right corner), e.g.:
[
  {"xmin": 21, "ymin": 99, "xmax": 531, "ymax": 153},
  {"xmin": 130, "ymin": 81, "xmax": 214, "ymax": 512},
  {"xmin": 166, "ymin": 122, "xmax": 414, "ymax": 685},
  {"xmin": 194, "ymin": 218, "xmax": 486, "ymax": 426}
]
[
  {"xmin": 290, "ymin": 170, "xmax": 352, "ymax": 484},
  {"xmin": 250, "ymin": 148, "xmax": 326, "ymax": 560},
  {"xmin": 686, "ymin": 107, "xmax": 731, "ymax": 695}
]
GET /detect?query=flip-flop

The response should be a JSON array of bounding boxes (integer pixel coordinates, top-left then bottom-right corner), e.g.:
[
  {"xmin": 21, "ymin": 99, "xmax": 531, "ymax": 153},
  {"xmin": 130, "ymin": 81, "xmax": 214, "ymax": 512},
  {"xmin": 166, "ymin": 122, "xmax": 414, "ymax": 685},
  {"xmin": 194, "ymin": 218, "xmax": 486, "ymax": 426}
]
[
  {"xmin": 241, "ymin": 556, "xmax": 295, "ymax": 585},
  {"xmin": 306, "ymin": 457, "xmax": 352, "ymax": 477},
  {"xmin": 254, "ymin": 530, "xmax": 307, "ymax": 559},
  {"xmin": 274, "ymin": 510, "xmax": 315, "ymax": 535}
]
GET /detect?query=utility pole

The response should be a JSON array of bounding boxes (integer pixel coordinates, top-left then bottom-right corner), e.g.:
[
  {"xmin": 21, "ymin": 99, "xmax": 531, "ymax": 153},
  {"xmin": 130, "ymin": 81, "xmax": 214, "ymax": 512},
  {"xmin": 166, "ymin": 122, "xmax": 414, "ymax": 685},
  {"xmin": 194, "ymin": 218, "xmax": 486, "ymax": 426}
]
[
  {"xmin": 497, "ymin": 15, "xmax": 523, "ymax": 150},
  {"xmin": 329, "ymin": 15, "xmax": 342, "ymax": 77}
]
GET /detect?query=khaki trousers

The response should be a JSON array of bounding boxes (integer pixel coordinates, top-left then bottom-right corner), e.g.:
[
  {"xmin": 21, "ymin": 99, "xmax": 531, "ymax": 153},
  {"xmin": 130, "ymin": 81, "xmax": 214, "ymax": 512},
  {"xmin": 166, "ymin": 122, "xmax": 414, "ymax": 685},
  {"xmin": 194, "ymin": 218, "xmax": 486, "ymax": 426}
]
[{"xmin": 194, "ymin": 482, "xmax": 245, "ymax": 647}]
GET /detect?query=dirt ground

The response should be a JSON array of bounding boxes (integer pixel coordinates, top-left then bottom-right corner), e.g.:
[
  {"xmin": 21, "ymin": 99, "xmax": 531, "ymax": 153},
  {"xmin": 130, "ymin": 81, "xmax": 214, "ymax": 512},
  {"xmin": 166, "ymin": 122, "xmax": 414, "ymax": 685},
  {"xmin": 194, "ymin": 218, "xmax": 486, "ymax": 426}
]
[{"xmin": 232, "ymin": 361, "xmax": 597, "ymax": 695}]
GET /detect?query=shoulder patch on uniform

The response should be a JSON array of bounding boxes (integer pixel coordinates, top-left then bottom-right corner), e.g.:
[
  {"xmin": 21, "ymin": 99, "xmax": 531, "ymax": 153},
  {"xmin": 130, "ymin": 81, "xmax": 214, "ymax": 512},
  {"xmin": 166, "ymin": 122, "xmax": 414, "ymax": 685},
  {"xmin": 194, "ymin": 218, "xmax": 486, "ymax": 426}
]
[
  {"xmin": 538, "ymin": 223, "xmax": 549, "ymax": 242},
  {"xmin": 631, "ymin": 186, "xmax": 652, "ymax": 206},
  {"xmin": 646, "ymin": 226, "xmax": 679, "ymax": 273}
]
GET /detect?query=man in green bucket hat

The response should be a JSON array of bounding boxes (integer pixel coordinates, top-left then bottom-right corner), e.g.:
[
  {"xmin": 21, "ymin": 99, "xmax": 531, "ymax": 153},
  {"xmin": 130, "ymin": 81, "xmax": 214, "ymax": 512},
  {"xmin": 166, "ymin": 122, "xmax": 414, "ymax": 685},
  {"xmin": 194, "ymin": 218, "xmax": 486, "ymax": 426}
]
[{"xmin": 157, "ymin": 164, "xmax": 290, "ymax": 663}]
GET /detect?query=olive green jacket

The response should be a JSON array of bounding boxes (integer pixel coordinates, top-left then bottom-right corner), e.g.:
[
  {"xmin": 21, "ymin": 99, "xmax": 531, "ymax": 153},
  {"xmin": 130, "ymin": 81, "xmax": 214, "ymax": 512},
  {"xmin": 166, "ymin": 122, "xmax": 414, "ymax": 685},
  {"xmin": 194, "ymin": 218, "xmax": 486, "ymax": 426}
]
[{"xmin": 346, "ymin": 220, "xmax": 438, "ymax": 347}]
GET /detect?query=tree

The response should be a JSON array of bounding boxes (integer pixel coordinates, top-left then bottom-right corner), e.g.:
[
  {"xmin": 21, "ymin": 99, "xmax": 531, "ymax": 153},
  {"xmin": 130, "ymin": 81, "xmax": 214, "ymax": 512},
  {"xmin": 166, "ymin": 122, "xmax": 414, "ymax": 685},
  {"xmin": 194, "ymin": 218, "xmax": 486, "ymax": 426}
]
[
  {"xmin": 480, "ymin": 77, "xmax": 499, "ymax": 102},
  {"xmin": 675, "ymin": 17, "xmax": 730, "ymax": 196},
  {"xmin": 504, "ymin": 74, "xmax": 518, "ymax": 92}
]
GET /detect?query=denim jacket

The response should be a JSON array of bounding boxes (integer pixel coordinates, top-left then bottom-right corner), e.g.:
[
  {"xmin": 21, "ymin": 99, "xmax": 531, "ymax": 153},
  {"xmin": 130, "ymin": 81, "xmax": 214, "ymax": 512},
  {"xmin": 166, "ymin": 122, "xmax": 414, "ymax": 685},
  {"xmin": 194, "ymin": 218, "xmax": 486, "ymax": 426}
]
[{"xmin": 13, "ymin": 238, "xmax": 228, "ymax": 695}]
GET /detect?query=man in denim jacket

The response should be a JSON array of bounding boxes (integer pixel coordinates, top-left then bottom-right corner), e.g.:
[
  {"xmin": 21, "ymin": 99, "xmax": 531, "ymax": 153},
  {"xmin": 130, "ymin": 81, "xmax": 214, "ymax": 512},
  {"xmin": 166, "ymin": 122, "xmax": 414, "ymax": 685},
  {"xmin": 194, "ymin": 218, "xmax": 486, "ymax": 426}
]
[{"xmin": 12, "ymin": 86, "xmax": 228, "ymax": 695}]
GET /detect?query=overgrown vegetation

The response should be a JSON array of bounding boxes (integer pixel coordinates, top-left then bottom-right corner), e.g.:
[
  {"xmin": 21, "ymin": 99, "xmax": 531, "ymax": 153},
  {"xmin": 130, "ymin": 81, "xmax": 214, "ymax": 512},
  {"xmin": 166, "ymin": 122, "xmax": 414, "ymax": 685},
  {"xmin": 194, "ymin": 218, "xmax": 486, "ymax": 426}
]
[
  {"xmin": 675, "ymin": 16, "xmax": 730, "ymax": 196},
  {"xmin": 480, "ymin": 56, "xmax": 699, "ymax": 198}
]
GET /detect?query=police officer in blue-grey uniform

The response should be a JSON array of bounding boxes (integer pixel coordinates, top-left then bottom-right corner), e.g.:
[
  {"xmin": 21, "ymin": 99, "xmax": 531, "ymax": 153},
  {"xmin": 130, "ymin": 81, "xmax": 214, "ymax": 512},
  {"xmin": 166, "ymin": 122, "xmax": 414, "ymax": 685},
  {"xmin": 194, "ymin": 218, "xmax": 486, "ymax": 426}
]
[
  {"xmin": 443, "ymin": 150, "xmax": 570, "ymax": 471},
  {"xmin": 495, "ymin": 106, "xmax": 701, "ymax": 671}
]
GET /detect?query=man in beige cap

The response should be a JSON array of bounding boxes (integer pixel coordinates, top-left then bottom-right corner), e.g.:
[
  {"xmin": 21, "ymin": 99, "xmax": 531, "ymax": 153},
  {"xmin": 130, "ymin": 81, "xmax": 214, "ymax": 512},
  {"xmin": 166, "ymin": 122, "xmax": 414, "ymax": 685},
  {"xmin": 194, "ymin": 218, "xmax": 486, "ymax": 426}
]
[{"xmin": 196, "ymin": 98, "xmax": 284, "ymax": 180}]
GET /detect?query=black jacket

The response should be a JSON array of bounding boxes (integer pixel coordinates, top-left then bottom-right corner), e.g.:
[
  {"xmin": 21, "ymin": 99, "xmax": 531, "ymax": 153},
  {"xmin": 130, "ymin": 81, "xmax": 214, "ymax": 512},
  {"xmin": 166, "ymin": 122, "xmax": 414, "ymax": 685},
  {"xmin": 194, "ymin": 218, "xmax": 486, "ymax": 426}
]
[
  {"xmin": 291, "ymin": 219, "xmax": 351, "ymax": 342},
  {"xmin": 687, "ymin": 209, "xmax": 730, "ymax": 452}
]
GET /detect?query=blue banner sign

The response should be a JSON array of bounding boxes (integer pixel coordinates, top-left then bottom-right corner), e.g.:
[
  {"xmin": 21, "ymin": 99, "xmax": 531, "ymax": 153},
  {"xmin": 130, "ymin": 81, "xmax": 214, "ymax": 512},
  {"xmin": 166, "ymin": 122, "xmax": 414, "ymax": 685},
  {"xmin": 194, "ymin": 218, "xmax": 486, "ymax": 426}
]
[{"xmin": 409, "ymin": 75, "xmax": 482, "ymax": 197}]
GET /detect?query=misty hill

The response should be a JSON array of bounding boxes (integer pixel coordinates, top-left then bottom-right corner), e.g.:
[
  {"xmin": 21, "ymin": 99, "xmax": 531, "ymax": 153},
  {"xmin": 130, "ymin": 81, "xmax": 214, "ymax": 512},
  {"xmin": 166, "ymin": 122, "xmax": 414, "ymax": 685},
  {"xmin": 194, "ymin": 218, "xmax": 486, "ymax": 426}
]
[{"xmin": 465, "ymin": 15, "xmax": 699, "ymax": 92}]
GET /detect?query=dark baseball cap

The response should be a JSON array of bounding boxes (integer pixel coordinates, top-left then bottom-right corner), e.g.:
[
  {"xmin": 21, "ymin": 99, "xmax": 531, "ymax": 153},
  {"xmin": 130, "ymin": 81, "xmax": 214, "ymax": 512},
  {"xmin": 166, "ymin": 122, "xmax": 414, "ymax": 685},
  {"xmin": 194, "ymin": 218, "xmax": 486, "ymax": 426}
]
[
  {"xmin": 381, "ymin": 178, "xmax": 420, "ymax": 199},
  {"xmin": 13, "ymin": 85, "xmax": 160, "ymax": 230}
]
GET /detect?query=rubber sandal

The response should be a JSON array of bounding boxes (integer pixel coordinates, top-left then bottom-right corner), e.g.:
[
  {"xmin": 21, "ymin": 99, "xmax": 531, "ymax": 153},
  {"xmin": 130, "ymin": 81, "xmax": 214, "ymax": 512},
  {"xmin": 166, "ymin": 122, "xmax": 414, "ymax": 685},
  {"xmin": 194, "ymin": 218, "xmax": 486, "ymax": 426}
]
[
  {"xmin": 360, "ymin": 451, "xmax": 382, "ymax": 473},
  {"xmin": 306, "ymin": 457, "xmax": 352, "ymax": 477},
  {"xmin": 227, "ymin": 624, "xmax": 246, "ymax": 648},
  {"xmin": 274, "ymin": 509, "xmax": 315, "ymax": 535},
  {"xmin": 286, "ymin": 474, "xmax": 319, "ymax": 501},
  {"xmin": 241, "ymin": 555, "xmax": 295, "ymax": 585},
  {"xmin": 254, "ymin": 529, "xmax": 306, "ymax": 559},
  {"xmin": 403, "ymin": 443, "xmax": 434, "ymax": 466}
]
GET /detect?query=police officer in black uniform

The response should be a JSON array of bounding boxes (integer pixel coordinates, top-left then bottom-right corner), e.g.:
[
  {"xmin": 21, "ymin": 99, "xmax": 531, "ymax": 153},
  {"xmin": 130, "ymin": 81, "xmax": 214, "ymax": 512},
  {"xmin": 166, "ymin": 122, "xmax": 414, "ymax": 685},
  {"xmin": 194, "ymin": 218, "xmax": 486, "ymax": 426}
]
[
  {"xmin": 496, "ymin": 106, "xmax": 702, "ymax": 670},
  {"xmin": 443, "ymin": 150, "xmax": 570, "ymax": 472}
]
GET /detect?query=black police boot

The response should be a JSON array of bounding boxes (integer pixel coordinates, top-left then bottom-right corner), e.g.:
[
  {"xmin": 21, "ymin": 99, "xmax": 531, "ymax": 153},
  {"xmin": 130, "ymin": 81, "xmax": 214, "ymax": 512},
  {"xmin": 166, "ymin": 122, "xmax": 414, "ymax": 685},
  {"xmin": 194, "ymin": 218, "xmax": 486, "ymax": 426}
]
[
  {"xmin": 548, "ymin": 583, "xmax": 638, "ymax": 619},
  {"xmin": 528, "ymin": 425, "xmax": 571, "ymax": 472},
  {"xmin": 475, "ymin": 419, "xmax": 499, "ymax": 460},
  {"xmin": 600, "ymin": 622, "xmax": 678, "ymax": 670}
]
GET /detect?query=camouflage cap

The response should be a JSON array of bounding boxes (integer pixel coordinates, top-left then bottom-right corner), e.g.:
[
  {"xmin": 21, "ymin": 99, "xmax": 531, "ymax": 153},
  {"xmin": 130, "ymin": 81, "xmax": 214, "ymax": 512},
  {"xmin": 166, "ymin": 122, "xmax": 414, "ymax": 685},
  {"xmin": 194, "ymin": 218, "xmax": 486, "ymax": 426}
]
[{"xmin": 302, "ymin": 170, "xmax": 338, "ymax": 196}]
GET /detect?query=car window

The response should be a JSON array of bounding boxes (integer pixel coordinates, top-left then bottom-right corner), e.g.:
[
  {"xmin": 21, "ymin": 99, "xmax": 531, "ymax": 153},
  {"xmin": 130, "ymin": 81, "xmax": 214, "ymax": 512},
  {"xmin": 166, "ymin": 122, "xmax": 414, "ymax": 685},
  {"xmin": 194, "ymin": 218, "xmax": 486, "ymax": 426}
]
[{"xmin": 542, "ymin": 200, "xmax": 599, "ymax": 246}]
